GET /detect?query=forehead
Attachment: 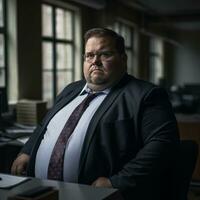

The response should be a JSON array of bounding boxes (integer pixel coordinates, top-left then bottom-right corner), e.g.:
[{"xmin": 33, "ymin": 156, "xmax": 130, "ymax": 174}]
[{"xmin": 85, "ymin": 36, "xmax": 116, "ymax": 51}]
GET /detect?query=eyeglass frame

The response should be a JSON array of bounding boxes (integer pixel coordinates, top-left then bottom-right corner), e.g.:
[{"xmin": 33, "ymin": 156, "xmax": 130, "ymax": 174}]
[{"xmin": 83, "ymin": 50, "xmax": 118, "ymax": 62}]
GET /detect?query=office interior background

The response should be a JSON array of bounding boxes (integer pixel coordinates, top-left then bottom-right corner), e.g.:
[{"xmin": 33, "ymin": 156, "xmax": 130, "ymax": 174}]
[
  {"xmin": 0, "ymin": 0, "xmax": 200, "ymax": 107},
  {"xmin": 1, "ymin": 0, "xmax": 200, "ymax": 198}
]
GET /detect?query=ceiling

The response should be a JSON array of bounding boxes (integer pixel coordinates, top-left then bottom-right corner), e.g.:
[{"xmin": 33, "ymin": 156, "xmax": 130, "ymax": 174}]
[
  {"xmin": 69, "ymin": 0, "xmax": 200, "ymax": 30},
  {"xmin": 125, "ymin": 0, "xmax": 200, "ymax": 16},
  {"xmin": 121, "ymin": 0, "xmax": 200, "ymax": 30}
]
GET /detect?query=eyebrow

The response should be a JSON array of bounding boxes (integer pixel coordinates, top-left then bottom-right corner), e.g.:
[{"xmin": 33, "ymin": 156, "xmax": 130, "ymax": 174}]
[{"xmin": 85, "ymin": 50, "xmax": 116, "ymax": 53}]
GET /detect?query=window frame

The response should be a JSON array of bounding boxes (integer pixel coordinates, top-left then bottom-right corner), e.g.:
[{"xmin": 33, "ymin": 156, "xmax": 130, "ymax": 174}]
[
  {"xmin": 112, "ymin": 20, "xmax": 138, "ymax": 76},
  {"xmin": 149, "ymin": 37, "xmax": 164, "ymax": 85},
  {"xmin": 42, "ymin": 1, "xmax": 81, "ymax": 105}
]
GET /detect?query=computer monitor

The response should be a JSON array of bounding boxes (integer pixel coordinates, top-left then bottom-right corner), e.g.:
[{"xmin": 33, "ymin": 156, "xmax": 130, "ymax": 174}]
[{"xmin": 0, "ymin": 87, "xmax": 8, "ymax": 118}]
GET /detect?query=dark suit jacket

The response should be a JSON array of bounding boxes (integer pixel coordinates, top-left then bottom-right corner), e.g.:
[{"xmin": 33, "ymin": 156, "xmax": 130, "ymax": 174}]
[{"xmin": 21, "ymin": 73, "xmax": 179, "ymax": 200}]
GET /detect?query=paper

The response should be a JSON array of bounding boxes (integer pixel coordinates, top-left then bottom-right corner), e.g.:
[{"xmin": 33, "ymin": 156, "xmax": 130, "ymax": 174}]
[
  {"xmin": 0, "ymin": 173, "xmax": 30, "ymax": 189},
  {"xmin": 1, "ymin": 127, "xmax": 34, "ymax": 139}
]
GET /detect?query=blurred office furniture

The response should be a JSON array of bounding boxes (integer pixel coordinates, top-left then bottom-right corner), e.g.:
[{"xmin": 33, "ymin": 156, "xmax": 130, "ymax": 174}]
[
  {"xmin": 0, "ymin": 87, "xmax": 8, "ymax": 117},
  {"xmin": 0, "ymin": 124, "xmax": 35, "ymax": 173},
  {"xmin": 0, "ymin": 87, "xmax": 10, "ymax": 130},
  {"xmin": 169, "ymin": 84, "xmax": 200, "ymax": 114},
  {"xmin": 0, "ymin": 140, "xmax": 23, "ymax": 174}
]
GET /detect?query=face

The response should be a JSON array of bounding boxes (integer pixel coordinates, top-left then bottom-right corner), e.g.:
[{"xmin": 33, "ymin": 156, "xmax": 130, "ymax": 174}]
[{"xmin": 83, "ymin": 36, "xmax": 127, "ymax": 91}]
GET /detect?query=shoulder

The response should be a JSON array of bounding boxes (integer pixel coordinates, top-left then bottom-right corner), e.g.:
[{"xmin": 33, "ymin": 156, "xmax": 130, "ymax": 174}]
[
  {"xmin": 118, "ymin": 74, "xmax": 169, "ymax": 102},
  {"xmin": 120, "ymin": 74, "xmax": 157, "ymax": 95}
]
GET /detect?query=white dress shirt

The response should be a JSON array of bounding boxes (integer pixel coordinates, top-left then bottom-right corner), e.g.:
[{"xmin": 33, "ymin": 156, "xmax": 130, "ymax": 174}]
[{"xmin": 35, "ymin": 85, "xmax": 109, "ymax": 182}]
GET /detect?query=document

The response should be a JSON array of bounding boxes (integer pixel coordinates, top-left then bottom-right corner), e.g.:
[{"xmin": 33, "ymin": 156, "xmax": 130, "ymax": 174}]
[{"xmin": 0, "ymin": 173, "xmax": 30, "ymax": 189}]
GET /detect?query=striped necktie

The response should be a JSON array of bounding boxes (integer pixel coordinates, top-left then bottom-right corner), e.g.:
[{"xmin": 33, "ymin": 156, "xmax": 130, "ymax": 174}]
[{"xmin": 47, "ymin": 92, "xmax": 100, "ymax": 181}]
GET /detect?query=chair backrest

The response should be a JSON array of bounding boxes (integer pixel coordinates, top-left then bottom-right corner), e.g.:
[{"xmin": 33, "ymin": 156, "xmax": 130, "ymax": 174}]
[{"xmin": 171, "ymin": 140, "xmax": 198, "ymax": 200}]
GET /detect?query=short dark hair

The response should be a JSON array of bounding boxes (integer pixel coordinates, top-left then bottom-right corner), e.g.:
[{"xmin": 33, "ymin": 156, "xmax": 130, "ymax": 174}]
[{"xmin": 84, "ymin": 28, "xmax": 126, "ymax": 54}]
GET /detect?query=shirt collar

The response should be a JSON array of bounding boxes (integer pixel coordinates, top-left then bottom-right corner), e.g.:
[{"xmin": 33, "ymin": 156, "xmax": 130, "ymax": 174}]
[{"xmin": 80, "ymin": 84, "xmax": 110, "ymax": 96}]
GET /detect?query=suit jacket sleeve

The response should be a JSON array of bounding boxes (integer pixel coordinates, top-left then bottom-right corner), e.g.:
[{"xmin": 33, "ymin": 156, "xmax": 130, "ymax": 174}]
[{"xmin": 109, "ymin": 87, "xmax": 179, "ymax": 197}]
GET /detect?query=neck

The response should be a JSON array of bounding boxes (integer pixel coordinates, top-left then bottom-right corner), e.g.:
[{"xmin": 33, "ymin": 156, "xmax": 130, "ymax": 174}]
[
  {"xmin": 86, "ymin": 83, "xmax": 110, "ymax": 92},
  {"xmin": 87, "ymin": 72, "xmax": 127, "ymax": 92}
]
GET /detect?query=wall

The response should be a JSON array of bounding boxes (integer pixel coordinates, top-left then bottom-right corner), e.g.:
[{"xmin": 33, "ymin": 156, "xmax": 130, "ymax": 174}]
[
  {"xmin": 17, "ymin": 0, "xmax": 42, "ymax": 99},
  {"xmin": 172, "ymin": 30, "xmax": 200, "ymax": 86},
  {"xmin": 145, "ymin": 22, "xmax": 200, "ymax": 87}
]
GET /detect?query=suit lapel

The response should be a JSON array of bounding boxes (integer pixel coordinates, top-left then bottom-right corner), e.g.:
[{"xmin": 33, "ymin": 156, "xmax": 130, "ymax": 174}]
[{"xmin": 78, "ymin": 74, "xmax": 130, "ymax": 175}]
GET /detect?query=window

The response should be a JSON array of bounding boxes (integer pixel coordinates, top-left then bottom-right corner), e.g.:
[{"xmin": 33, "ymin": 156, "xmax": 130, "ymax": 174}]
[
  {"xmin": 0, "ymin": 0, "xmax": 7, "ymax": 87},
  {"xmin": 42, "ymin": 2, "xmax": 81, "ymax": 106},
  {"xmin": 112, "ymin": 21, "xmax": 138, "ymax": 76},
  {"xmin": 149, "ymin": 37, "xmax": 164, "ymax": 85}
]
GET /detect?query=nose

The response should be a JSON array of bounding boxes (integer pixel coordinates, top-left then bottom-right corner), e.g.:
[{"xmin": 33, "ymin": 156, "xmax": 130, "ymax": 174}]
[
  {"xmin": 93, "ymin": 54, "xmax": 101, "ymax": 61},
  {"xmin": 92, "ymin": 54, "xmax": 102, "ymax": 65}
]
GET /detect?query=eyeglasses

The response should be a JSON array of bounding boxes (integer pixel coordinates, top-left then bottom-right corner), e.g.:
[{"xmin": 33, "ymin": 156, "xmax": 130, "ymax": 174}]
[{"xmin": 83, "ymin": 51, "xmax": 117, "ymax": 62}]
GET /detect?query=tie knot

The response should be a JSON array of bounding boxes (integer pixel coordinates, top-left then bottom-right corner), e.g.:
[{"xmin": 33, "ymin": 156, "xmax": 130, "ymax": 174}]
[{"xmin": 84, "ymin": 92, "xmax": 101, "ymax": 106}]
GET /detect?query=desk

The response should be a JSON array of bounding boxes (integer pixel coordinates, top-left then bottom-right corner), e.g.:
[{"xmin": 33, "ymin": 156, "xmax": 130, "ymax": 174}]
[{"xmin": 0, "ymin": 176, "xmax": 123, "ymax": 200}]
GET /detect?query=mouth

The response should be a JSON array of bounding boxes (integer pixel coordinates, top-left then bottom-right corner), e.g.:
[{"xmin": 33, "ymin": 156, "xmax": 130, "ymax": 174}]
[
  {"xmin": 90, "ymin": 65, "xmax": 104, "ymax": 73},
  {"xmin": 91, "ymin": 69, "xmax": 104, "ymax": 77}
]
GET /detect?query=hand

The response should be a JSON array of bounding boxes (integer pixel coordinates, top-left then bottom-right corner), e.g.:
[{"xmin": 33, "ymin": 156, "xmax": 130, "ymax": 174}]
[
  {"xmin": 11, "ymin": 153, "xmax": 30, "ymax": 176},
  {"xmin": 91, "ymin": 177, "xmax": 113, "ymax": 188}
]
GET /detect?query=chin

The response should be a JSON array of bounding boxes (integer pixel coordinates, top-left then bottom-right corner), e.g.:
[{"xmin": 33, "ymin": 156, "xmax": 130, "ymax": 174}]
[{"xmin": 91, "ymin": 77, "xmax": 107, "ymax": 84}]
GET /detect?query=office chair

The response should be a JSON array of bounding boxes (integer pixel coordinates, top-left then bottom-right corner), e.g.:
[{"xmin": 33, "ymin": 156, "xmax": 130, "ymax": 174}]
[{"xmin": 163, "ymin": 140, "xmax": 198, "ymax": 200}]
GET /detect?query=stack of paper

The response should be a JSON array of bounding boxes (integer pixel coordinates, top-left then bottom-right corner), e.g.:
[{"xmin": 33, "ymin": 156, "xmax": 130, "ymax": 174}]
[{"xmin": 16, "ymin": 100, "xmax": 47, "ymax": 126}]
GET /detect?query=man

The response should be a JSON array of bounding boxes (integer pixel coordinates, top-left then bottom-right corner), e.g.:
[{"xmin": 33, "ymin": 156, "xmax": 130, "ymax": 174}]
[{"xmin": 11, "ymin": 28, "xmax": 179, "ymax": 199}]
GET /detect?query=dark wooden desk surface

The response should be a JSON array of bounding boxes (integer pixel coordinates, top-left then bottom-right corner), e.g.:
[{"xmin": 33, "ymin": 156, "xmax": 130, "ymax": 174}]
[{"xmin": 0, "ymin": 176, "xmax": 123, "ymax": 200}]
